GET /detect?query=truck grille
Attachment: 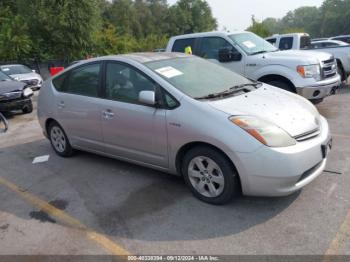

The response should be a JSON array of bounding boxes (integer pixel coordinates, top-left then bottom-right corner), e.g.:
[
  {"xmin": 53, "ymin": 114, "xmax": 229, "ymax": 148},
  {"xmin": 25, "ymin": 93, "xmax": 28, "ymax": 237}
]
[
  {"xmin": 294, "ymin": 128, "xmax": 321, "ymax": 142},
  {"xmin": 321, "ymin": 58, "xmax": 337, "ymax": 79}
]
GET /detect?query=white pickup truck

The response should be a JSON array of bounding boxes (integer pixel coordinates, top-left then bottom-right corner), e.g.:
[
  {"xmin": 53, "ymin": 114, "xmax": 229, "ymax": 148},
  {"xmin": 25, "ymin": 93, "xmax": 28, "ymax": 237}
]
[
  {"xmin": 166, "ymin": 31, "xmax": 341, "ymax": 103},
  {"xmin": 266, "ymin": 33, "xmax": 350, "ymax": 81}
]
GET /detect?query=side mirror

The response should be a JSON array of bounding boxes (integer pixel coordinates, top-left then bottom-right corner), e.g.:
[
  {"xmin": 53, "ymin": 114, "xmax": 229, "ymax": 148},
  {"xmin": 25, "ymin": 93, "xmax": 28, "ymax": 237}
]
[
  {"xmin": 139, "ymin": 91, "xmax": 156, "ymax": 106},
  {"xmin": 0, "ymin": 113, "xmax": 8, "ymax": 133},
  {"xmin": 32, "ymin": 69, "xmax": 36, "ymax": 73},
  {"xmin": 218, "ymin": 48, "xmax": 242, "ymax": 62}
]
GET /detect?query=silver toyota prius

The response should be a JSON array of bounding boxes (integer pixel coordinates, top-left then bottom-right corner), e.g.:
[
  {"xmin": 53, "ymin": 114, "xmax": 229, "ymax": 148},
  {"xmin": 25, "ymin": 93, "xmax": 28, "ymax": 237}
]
[{"xmin": 37, "ymin": 53, "xmax": 332, "ymax": 205}]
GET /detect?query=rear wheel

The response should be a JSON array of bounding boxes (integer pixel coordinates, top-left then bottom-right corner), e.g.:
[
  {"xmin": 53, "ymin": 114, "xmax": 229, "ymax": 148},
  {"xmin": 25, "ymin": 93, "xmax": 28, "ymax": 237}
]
[
  {"xmin": 182, "ymin": 146, "xmax": 240, "ymax": 205},
  {"xmin": 266, "ymin": 80, "xmax": 295, "ymax": 93},
  {"xmin": 48, "ymin": 121, "xmax": 74, "ymax": 157}
]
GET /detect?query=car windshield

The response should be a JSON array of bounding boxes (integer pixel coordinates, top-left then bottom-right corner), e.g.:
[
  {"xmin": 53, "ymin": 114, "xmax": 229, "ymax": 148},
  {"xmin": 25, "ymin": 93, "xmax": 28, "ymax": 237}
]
[
  {"xmin": 228, "ymin": 32, "xmax": 278, "ymax": 55},
  {"xmin": 0, "ymin": 65, "xmax": 32, "ymax": 75},
  {"xmin": 146, "ymin": 56, "xmax": 254, "ymax": 99},
  {"xmin": 0, "ymin": 71, "xmax": 11, "ymax": 81}
]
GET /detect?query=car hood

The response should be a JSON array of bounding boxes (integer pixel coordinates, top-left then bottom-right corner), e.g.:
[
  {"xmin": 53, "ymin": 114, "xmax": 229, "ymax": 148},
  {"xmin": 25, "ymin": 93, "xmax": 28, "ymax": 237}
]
[
  {"xmin": 10, "ymin": 72, "xmax": 42, "ymax": 81},
  {"xmin": 262, "ymin": 50, "xmax": 333, "ymax": 64},
  {"xmin": 207, "ymin": 85, "xmax": 320, "ymax": 137},
  {"xmin": 0, "ymin": 80, "xmax": 26, "ymax": 93}
]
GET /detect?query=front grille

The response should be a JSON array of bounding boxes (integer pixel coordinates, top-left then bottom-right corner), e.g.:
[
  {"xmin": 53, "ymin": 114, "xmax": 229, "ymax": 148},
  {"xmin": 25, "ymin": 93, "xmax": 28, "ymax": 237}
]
[
  {"xmin": 321, "ymin": 58, "xmax": 337, "ymax": 79},
  {"xmin": 294, "ymin": 128, "xmax": 321, "ymax": 142},
  {"xmin": 22, "ymin": 79, "xmax": 39, "ymax": 86}
]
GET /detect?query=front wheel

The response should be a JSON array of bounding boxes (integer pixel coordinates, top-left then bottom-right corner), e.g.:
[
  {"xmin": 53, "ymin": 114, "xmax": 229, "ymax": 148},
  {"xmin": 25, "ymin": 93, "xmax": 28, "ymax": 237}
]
[
  {"xmin": 182, "ymin": 146, "xmax": 240, "ymax": 205},
  {"xmin": 48, "ymin": 121, "xmax": 74, "ymax": 157}
]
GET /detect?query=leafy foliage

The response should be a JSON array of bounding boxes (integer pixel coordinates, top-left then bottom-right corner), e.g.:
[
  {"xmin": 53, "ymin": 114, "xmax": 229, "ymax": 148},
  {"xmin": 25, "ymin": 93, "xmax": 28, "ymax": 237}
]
[
  {"xmin": 0, "ymin": 0, "xmax": 217, "ymax": 61},
  {"xmin": 256, "ymin": 0, "xmax": 350, "ymax": 38},
  {"xmin": 246, "ymin": 16, "xmax": 270, "ymax": 37}
]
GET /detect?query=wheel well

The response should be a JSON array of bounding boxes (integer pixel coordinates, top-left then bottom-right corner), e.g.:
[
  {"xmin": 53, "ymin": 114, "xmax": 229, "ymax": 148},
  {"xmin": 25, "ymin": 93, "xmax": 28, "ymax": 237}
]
[
  {"xmin": 336, "ymin": 59, "xmax": 346, "ymax": 80},
  {"xmin": 175, "ymin": 142, "xmax": 241, "ymax": 186},
  {"xmin": 258, "ymin": 74, "xmax": 296, "ymax": 93},
  {"xmin": 45, "ymin": 118, "xmax": 57, "ymax": 135}
]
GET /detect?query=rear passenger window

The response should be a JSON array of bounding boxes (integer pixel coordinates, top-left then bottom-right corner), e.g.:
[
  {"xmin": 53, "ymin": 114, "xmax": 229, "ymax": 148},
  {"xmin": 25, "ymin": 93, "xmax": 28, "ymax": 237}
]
[
  {"xmin": 66, "ymin": 63, "xmax": 101, "ymax": 97},
  {"xmin": 172, "ymin": 38, "xmax": 196, "ymax": 53},
  {"xmin": 52, "ymin": 73, "xmax": 67, "ymax": 91},
  {"xmin": 279, "ymin": 37, "xmax": 293, "ymax": 50}
]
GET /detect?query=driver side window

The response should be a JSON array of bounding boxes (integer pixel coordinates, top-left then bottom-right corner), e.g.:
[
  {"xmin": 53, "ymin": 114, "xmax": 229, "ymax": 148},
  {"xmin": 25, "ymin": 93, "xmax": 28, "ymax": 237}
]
[
  {"xmin": 105, "ymin": 62, "xmax": 157, "ymax": 104},
  {"xmin": 197, "ymin": 37, "xmax": 236, "ymax": 60}
]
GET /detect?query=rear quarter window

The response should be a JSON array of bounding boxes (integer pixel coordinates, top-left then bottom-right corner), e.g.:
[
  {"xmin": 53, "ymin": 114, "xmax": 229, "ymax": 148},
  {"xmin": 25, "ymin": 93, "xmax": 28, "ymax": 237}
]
[
  {"xmin": 172, "ymin": 38, "xmax": 196, "ymax": 53},
  {"xmin": 52, "ymin": 73, "xmax": 67, "ymax": 91}
]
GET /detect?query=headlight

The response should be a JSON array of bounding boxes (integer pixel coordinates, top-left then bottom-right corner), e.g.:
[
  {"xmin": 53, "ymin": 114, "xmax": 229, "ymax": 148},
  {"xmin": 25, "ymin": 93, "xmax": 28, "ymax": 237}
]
[
  {"xmin": 229, "ymin": 116, "xmax": 296, "ymax": 147},
  {"xmin": 23, "ymin": 88, "xmax": 33, "ymax": 97},
  {"xmin": 297, "ymin": 64, "xmax": 321, "ymax": 81}
]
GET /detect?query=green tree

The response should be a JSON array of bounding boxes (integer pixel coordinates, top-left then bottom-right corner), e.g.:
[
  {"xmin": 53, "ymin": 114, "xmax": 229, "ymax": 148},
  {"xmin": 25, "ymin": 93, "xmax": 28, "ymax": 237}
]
[
  {"xmin": 168, "ymin": 0, "xmax": 217, "ymax": 35},
  {"xmin": 320, "ymin": 0, "xmax": 350, "ymax": 37},
  {"xmin": 246, "ymin": 16, "xmax": 270, "ymax": 37},
  {"xmin": 0, "ymin": 8, "xmax": 33, "ymax": 60},
  {"xmin": 17, "ymin": 0, "xmax": 101, "ymax": 61}
]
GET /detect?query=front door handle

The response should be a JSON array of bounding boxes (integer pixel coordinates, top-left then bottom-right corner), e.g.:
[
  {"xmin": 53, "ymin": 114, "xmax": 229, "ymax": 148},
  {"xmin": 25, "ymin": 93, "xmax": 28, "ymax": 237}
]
[{"xmin": 102, "ymin": 109, "xmax": 114, "ymax": 119}]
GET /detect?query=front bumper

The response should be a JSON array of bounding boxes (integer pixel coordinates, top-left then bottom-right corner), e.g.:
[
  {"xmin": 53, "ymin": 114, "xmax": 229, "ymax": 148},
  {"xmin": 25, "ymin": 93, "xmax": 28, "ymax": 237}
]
[
  {"xmin": 231, "ymin": 116, "xmax": 331, "ymax": 197},
  {"xmin": 296, "ymin": 75, "xmax": 341, "ymax": 100},
  {"xmin": 0, "ymin": 98, "xmax": 32, "ymax": 112}
]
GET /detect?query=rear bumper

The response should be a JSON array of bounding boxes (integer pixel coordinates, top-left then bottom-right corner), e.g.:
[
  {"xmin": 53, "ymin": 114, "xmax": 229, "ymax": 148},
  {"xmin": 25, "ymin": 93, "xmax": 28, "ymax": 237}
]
[
  {"xmin": 0, "ymin": 98, "xmax": 32, "ymax": 112},
  {"xmin": 296, "ymin": 75, "xmax": 341, "ymax": 100}
]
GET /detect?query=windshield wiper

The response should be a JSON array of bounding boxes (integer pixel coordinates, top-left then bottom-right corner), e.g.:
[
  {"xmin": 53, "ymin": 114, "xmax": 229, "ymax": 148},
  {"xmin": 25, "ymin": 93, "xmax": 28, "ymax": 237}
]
[
  {"xmin": 232, "ymin": 82, "xmax": 263, "ymax": 89},
  {"xmin": 196, "ymin": 83, "xmax": 260, "ymax": 100},
  {"xmin": 250, "ymin": 50, "xmax": 268, "ymax": 55}
]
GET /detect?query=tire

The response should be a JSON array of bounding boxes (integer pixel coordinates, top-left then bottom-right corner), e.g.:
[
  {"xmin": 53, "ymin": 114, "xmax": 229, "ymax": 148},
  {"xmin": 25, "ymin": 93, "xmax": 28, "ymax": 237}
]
[
  {"xmin": 22, "ymin": 102, "xmax": 33, "ymax": 114},
  {"xmin": 182, "ymin": 146, "xmax": 240, "ymax": 205},
  {"xmin": 266, "ymin": 80, "xmax": 295, "ymax": 93},
  {"xmin": 48, "ymin": 121, "xmax": 74, "ymax": 157}
]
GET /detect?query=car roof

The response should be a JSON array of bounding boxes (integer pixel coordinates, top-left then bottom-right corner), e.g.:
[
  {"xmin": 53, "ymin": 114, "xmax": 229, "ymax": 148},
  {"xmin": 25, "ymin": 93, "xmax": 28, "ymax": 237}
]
[
  {"xmin": 266, "ymin": 33, "xmax": 310, "ymax": 39},
  {"xmin": 0, "ymin": 64, "xmax": 25, "ymax": 67},
  {"xmin": 170, "ymin": 31, "xmax": 247, "ymax": 40},
  {"xmin": 331, "ymin": 35, "xmax": 350, "ymax": 38},
  {"xmin": 78, "ymin": 52, "xmax": 190, "ymax": 65},
  {"xmin": 312, "ymin": 40, "xmax": 348, "ymax": 45}
]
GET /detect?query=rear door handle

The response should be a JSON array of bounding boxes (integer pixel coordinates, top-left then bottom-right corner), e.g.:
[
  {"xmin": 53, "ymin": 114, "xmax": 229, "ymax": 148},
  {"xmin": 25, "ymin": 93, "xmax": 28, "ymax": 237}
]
[
  {"xmin": 58, "ymin": 101, "xmax": 65, "ymax": 109},
  {"xmin": 102, "ymin": 109, "xmax": 114, "ymax": 119}
]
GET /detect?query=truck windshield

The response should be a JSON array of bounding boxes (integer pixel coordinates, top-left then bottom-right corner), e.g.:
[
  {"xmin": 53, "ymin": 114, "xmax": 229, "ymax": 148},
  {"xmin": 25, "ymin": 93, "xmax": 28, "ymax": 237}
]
[
  {"xmin": 145, "ymin": 56, "xmax": 254, "ymax": 99},
  {"xmin": 228, "ymin": 32, "xmax": 278, "ymax": 55}
]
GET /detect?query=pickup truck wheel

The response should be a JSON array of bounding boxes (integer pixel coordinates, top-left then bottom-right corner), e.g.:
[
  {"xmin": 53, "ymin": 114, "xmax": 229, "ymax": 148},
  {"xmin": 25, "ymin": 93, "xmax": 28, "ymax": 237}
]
[
  {"xmin": 266, "ymin": 80, "xmax": 295, "ymax": 93},
  {"xmin": 182, "ymin": 146, "xmax": 240, "ymax": 205}
]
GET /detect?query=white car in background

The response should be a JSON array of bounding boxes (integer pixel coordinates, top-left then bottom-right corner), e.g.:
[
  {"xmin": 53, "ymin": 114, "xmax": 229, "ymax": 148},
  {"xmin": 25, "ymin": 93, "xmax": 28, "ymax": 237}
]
[{"xmin": 0, "ymin": 64, "xmax": 43, "ymax": 90}]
